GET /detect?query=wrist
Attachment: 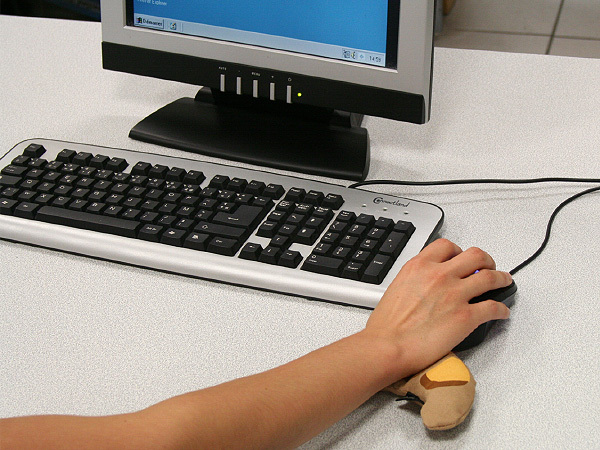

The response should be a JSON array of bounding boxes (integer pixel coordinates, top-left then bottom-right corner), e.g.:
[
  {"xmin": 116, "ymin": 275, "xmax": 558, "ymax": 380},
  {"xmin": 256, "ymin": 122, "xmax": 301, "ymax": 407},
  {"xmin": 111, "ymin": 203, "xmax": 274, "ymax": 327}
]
[{"xmin": 350, "ymin": 329, "xmax": 409, "ymax": 388}]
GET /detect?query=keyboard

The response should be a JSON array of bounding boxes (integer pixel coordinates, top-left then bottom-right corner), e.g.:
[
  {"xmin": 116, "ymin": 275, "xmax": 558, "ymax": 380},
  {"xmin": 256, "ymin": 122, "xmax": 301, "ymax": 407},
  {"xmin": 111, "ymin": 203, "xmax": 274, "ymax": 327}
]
[{"xmin": 0, "ymin": 139, "xmax": 444, "ymax": 308}]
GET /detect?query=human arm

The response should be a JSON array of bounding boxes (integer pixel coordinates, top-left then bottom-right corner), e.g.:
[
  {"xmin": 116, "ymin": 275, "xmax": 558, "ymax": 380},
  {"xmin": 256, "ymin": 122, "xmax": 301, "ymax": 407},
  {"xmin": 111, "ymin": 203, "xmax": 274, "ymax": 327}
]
[{"xmin": 0, "ymin": 239, "xmax": 512, "ymax": 450}]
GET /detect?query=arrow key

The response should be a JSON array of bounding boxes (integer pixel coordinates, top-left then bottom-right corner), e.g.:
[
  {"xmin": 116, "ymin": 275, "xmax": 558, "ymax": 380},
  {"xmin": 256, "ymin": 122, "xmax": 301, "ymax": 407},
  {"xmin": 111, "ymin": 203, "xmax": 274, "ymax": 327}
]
[{"xmin": 160, "ymin": 228, "xmax": 187, "ymax": 246}]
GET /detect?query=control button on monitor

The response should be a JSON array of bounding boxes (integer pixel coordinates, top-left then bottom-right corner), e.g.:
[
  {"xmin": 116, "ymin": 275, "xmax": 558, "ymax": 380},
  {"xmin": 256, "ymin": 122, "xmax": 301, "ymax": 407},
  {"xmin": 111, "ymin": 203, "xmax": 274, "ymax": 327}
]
[
  {"xmin": 286, "ymin": 85, "xmax": 292, "ymax": 104},
  {"xmin": 253, "ymin": 79, "xmax": 259, "ymax": 98},
  {"xmin": 269, "ymin": 82, "xmax": 276, "ymax": 101},
  {"xmin": 220, "ymin": 74, "xmax": 226, "ymax": 92},
  {"xmin": 236, "ymin": 77, "xmax": 242, "ymax": 95}
]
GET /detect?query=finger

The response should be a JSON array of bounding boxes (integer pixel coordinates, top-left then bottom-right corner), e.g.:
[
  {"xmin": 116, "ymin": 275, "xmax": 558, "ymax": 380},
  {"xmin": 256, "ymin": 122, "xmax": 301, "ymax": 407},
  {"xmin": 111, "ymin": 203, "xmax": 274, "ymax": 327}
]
[
  {"xmin": 446, "ymin": 247, "xmax": 496, "ymax": 278},
  {"xmin": 419, "ymin": 239, "xmax": 462, "ymax": 263},
  {"xmin": 462, "ymin": 269, "xmax": 513, "ymax": 298},
  {"xmin": 470, "ymin": 299, "xmax": 511, "ymax": 325}
]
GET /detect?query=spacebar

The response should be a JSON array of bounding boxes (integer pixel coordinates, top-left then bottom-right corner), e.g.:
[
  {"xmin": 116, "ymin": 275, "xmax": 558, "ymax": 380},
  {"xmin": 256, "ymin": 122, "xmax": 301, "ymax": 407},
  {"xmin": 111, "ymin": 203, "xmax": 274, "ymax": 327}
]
[{"xmin": 36, "ymin": 206, "xmax": 140, "ymax": 238}]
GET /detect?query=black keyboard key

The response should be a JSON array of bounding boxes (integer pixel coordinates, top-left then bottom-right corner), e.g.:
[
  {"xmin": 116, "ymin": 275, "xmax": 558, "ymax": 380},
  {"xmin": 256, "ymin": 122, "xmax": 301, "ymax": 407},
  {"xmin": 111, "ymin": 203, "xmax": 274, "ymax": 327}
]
[
  {"xmin": 158, "ymin": 215, "xmax": 176, "ymax": 227},
  {"xmin": 262, "ymin": 183, "xmax": 285, "ymax": 199},
  {"xmin": 138, "ymin": 224, "xmax": 163, "ymax": 242},
  {"xmin": 245, "ymin": 180, "xmax": 265, "ymax": 196},
  {"xmin": 140, "ymin": 211, "xmax": 159, "ymax": 223},
  {"xmin": 195, "ymin": 221, "xmax": 246, "ymax": 240},
  {"xmin": 336, "ymin": 211, "xmax": 356, "ymax": 222},
  {"xmin": 213, "ymin": 205, "xmax": 264, "ymax": 229},
  {"xmin": 227, "ymin": 177, "xmax": 247, "ymax": 192},
  {"xmin": 209, "ymin": 175, "xmax": 229, "ymax": 189},
  {"xmin": 303, "ymin": 190, "xmax": 324, "ymax": 206},
  {"xmin": 347, "ymin": 224, "xmax": 367, "ymax": 237},
  {"xmin": 362, "ymin": 254, "xmax": 393, "ymax": 284},
  {"xmin": 1, "ymin": 165, "xmax": 27, "ymax": 177},
  {"xmin": 27, "ymin": 158, "xmax": 47, "ymax": 169},
  {"xmin": 320, "ymin": 231, "xmax": 339, "ymax": 245},
  {"xmin": 0, "ymin": 174, "xmax": 21, "ymax": 187},
  {"xmin": 45, "ymin": 161, "xmax": 63, "ymax": 171},
  {"xmin": 313, "ymin": 243, "xmax": 332, "ymax": 256},
  {"xmin": 339, "ymin": 235, "xmax": 359, "ymax": 248},
  {"xmin": 86, "ymin": 202, "xmax": 105, "ymax": 214},
  {"xmin": 61, "ymin": 163, "xmax": 79, "ymax": 174},
  {"xmin": 394, "ymin": 220, "xmax": 416, "ymax": 235},
  {"xmin": 379, "ymin": 232, "xmax": 410, "ymax": 258},
  {"xmin": 56, "ymin": 149, "xmax": 76, "ymax": 162},
  {"xmin": 278, "ymin": 250, "xmax": 303, "ymax": 268},
  {"xmin": 239, "ymin": 242, "xmax": 263, "ymax": 261},
  {"xmin": 1, "ymin": 187, "xmax": 19, "ymax": 199},
  {"xmin": 184, "ymin": 232, "xmax": 210, "ymax": 250},
  {"xmin": 322, "ymin": 193, "xmax": 344, "ymax": 209},
  {"xmin": 207, "ymin": 237, "xmax": 240, "ymax": 256},
  {"xmin": 256, "ymin": 221, "xmax": 277, "ymax": 238},
  {"xmin": 13, "ymin": 202, "xmax": 39, "ymax": 219},
  {"xmin": 36, "ymin": 206, "xmax": 140, "ymax": 238},
  {"xmin": 175, "ymin": 218, "xmax": 195, "ymax": 230},
  {"xmin": 183, "ymin": 170, "xmax": 205, "ymax": 184},
  {"xmin": 68, "ymin": 199, "xmax": 88, "ymax": 211},
  {"xmin": 351, "ymin": 249, "xmax": 371, "ymax": 264},
  {"xmin": 72, "ymin": 152, "xmax": 93, "ymax": 166},
  {"xmin": 106, "ymin": 157, "xmax": 128, "ymax": 172},
  {"xmin": 355, "ymin": 213, "xmax": 375, "ymax": 227},
  {"xmin": 341, "ymin": 261, "xmax": 364, "ymax": 280},
  {"xmin": 374, "ymin": 217, "xmax": 394, "ymax": 231},
  {"xmin": 285, "ymin": 187, "xmax": 305, "ymax": 202},
  {"xmin": 122, "ymin": 208, "xmax": 141, "ymax": 220},
  {"xmin": 166, "ymin": 167, "xmax": 186, "ymax": 181},
  {"xmin": 0, "ymin": 198, "xmax": 18, "ymax": 214},
  {"xmin": 367, "ymin": 227, "xmax": 387, "ymax": 240},
  {"xmin": 112, "ymin": 173, "xmax": 131, "ymax": 183},
  {"xmin": 11, "ymin": 155, "xmax": 30, "ymax": 166},
  {"xmin": 160, "ymin": 228, "xmax": 187, "ymax": 246},
  {"xmin": 270, "ymin": 235, "xmax": 290, "ymax": 248},
  {"xmin": 90, "ymin": 154, "xmax": 110, "ymax": 169},
  {"xmin": 295, "ymin": 203, "xmax": 313, "ymax": 215},
  {"xmin": 23, "ymin": 143, "xmax": 46, "ymax": 157},
  {"xmin": 51, "ymin": 196, "xmax": 71, "ymax": 208},
  {"xmin": 313, "ymin": 207, "xmax": 333, "ymax": 222},
  {"xmin": 259, "ymin": 245, "xmax": 282, "ymax": 265},
  {"xmin": 301, "ymin": 254, "xmax": 344, "ymax": 276},
  {"xmin": 331, "ymin": 246, "xmax": 353, "ymax": 261},
  {"xmin": 295, "ymin": 227, "xmax": 318, "ymax": 245},
  {"xmin": 329, "ymin": 220, "xmax": 348, "ymax": 234},
  {"xmin": 95, "ymin": 170, "xmax": 113, "ymax": 181},
  {"xmin": 25, "ymin": 168, "xmax": 45, "ymax": 180},
  {"xmin": 275, "ymin": 200, "xmax": 295, "ymax": 213},
  {"xmin": 17, "ymin": 190, "xmax": 36, "ymax": 202},
  {"xmin": 130, "ymin": 161, "xmax": 150, "ymax": 175},
  {"xmin": 359, "ymin": 238, "xmax": 379, "ymax": 252},
  {"xmin": 103, "ymin": 205, "xmax": 122, "ymax": 217}
]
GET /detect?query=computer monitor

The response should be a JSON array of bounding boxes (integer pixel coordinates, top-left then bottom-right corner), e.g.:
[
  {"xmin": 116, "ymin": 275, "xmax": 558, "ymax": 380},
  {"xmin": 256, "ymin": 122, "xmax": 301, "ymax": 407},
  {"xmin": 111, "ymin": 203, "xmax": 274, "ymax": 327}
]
[{"xmin": 101, "ymin": 1, "xmax": 435, "ymax": 180}]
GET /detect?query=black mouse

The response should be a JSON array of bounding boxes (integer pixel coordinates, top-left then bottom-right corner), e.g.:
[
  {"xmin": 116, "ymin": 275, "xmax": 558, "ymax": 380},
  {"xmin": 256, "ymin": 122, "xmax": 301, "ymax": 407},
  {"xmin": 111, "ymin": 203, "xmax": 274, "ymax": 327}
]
[{"xmin": 453, "ymin": 281, "xmax": 517, "ymax": 351}]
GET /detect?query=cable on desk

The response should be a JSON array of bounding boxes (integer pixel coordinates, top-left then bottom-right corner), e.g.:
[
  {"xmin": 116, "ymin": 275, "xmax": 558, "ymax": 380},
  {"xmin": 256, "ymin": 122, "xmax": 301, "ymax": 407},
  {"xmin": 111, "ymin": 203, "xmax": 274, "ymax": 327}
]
[{"xmin": 348, "ymin": 178, "xmax": 600, "ymax": 276}]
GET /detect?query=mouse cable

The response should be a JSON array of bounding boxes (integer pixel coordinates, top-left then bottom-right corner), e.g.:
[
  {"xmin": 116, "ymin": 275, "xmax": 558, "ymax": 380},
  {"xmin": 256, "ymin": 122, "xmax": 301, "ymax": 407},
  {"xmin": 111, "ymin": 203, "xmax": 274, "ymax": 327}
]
[{"xmin": 347, "ymin": 178, "xmax": 600, "ymax": 276}]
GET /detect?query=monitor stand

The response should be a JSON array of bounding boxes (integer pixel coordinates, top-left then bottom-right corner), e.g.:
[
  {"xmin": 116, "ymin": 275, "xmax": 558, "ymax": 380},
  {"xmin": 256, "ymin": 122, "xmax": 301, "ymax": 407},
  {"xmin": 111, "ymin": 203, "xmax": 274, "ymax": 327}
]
[{"xmin": 129, "ymin": 87, "xmax": 370, "ymax": 181}]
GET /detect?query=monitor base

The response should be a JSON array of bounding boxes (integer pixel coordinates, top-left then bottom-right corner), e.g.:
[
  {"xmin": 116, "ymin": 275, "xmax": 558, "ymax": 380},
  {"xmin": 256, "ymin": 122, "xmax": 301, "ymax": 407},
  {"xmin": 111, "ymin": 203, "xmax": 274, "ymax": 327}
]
[{"xmin": 129, "ymin": 88, "xmax": 370, "ymax": 181}]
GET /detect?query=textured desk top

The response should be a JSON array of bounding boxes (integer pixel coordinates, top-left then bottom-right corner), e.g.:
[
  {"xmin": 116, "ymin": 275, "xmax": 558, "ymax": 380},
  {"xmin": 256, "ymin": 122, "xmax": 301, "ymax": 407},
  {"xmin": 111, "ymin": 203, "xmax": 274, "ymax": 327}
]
[{"xmin": 1, "ymin": 15, "xmax": 599, "ymax": 449}]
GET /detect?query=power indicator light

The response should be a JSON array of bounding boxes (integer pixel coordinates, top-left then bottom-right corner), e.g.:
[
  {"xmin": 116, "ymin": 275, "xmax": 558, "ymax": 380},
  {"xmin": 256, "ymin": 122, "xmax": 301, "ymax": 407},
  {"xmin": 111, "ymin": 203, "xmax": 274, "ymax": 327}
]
[{"xmin": 297, "ymin": 92, "xmax": 302, "ymax": 97}]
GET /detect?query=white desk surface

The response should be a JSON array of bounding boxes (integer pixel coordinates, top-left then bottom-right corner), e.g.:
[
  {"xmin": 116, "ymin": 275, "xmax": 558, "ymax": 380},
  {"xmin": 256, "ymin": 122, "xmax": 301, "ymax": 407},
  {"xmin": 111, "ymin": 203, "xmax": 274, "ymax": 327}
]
[{"xmin": 1, "ymin": 15, "xmax": 599, "ymax": 449}]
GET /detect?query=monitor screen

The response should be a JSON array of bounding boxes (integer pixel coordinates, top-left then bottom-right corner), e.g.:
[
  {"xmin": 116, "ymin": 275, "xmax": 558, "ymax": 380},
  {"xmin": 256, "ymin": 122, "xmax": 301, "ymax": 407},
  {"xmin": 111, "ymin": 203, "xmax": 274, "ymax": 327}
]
[
  {"xmin": 130, "ymin": 1, "xmax": 397, "ymax": 69},
  {"xmin": 101, "ymin": 0, "xmax": 435, "ymax": 180}
]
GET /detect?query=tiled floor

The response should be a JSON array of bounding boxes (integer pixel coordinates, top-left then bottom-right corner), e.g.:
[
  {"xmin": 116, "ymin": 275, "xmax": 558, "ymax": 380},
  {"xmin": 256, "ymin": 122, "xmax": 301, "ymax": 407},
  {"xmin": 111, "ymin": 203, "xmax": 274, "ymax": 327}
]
[{"xmin": 435, "ymin": 0, "xmax": 600, "ymax": 59}]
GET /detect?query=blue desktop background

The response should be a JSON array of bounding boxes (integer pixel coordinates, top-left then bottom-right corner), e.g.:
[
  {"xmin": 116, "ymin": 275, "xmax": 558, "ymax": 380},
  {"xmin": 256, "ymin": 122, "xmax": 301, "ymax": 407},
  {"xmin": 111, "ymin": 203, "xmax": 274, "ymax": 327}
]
[{"xmin": 133, "ymin": 0, "xmax": 389, "ymax": 53}]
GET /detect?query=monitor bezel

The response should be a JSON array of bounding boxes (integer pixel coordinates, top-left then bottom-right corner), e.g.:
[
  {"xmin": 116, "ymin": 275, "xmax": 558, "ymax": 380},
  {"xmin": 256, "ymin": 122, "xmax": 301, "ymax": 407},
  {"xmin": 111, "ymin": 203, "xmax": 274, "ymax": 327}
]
[{"xmin": 101, "ymin": 0, "xmax": 434, "ymax": 123}]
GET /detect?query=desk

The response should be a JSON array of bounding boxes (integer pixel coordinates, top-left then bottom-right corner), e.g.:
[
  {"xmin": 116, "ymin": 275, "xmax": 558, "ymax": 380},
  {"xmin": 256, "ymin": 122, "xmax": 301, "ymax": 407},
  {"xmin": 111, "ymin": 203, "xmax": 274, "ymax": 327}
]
[{"xmin": 1, "ymin": 16, "xmax": 599, "ymax": 449}]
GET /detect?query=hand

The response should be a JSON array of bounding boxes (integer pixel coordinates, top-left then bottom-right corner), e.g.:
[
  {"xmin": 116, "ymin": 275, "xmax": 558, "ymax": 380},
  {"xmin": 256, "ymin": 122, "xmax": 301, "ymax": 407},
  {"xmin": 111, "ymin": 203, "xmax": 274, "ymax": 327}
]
[{"xmin": 363, "ymin": 239, "xmax": 512, "ymax": 379}]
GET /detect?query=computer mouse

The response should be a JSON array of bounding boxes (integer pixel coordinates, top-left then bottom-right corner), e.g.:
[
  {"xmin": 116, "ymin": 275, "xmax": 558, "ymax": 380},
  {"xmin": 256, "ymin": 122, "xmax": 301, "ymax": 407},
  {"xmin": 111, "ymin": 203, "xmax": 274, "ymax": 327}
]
[{"xmin": 453, "ymin": 281, "xmax": 517, "ymax": 351}]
